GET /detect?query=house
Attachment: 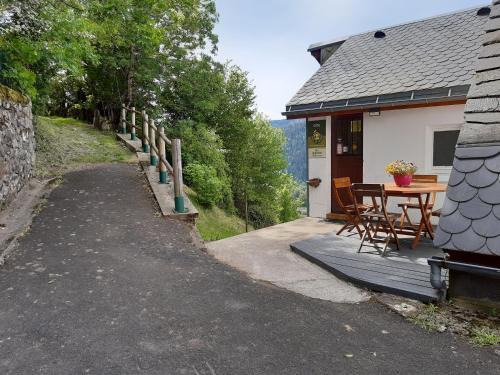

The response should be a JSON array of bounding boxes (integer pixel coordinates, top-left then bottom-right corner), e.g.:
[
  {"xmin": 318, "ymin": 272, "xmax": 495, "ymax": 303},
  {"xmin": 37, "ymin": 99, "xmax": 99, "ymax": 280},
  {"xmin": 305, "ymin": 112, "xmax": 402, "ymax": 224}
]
[
  {"xmin": 433, "ymin": 0, "xmax": 500, "ymax": 302},
  {"xmin": 284, "ymin": 6, "xmax": 492, "ymax": 219}
]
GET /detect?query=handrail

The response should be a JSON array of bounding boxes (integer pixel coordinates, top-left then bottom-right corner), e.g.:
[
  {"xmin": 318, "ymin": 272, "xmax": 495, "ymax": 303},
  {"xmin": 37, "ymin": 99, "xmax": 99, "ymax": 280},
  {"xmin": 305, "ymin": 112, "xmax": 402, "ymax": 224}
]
[
  {"xmin": 145, "ymin": 118, "xmax": 172, "ymax": 145},
  {"xmin": 123, "ymin": 106, "xmax": 141, "ymax": 114},
  {"xmin": 121, "ymin": 103, "xmax": 186, "ymax": 213}
]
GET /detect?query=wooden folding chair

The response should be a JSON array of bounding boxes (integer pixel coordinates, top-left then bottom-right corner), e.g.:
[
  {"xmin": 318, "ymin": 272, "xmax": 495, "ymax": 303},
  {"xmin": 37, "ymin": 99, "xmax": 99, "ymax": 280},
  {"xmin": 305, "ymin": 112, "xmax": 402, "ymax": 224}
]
[
  {"xmin": 332, "ymin": 177, "xmax": 374, "ymax": 238},
  {"xmin": 351, "ymin": 183, "xmax": 400, "ymax": 256},
  {"xmin": 398, "ymin": 174, "xmax": 438, "ymax": 227}
]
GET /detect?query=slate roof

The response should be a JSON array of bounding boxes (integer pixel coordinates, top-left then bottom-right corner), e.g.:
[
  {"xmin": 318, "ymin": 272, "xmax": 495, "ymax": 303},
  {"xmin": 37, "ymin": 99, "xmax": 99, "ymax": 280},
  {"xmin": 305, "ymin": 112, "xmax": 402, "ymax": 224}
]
[
  {"xmin": 287, "ymin": 7, "xmax": 489, "ymax": 107},
  {"xmin": 434, "ymin": 1, "xmax": 500, "ymax": 257}
]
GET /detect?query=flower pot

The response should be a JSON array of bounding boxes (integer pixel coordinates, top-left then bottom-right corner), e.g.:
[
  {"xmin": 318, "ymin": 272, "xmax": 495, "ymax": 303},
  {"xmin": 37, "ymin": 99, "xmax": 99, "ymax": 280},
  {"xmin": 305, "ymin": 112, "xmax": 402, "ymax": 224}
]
[{"xmin": 393, "ymin": 174, "xmax": 413, "ymax": 187}]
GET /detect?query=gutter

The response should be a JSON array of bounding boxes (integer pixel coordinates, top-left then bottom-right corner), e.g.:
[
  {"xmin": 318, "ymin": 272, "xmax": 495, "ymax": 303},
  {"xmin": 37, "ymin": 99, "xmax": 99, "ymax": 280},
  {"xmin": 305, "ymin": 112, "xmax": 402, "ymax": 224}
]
[
  {"xmin": 427, "ymin": 255, "xmax": 500, "ymax": 299},
  {"xmin": 282, "ymin": 85, "xmax": 469, "ymax": 117}
]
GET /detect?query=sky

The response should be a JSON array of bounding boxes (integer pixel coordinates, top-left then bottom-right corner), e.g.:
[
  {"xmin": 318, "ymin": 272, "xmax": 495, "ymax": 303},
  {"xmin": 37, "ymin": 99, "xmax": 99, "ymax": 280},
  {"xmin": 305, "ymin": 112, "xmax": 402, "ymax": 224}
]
[{"xmin": 214, "ymin": 0, "xmax": 487, "ymax": 119}]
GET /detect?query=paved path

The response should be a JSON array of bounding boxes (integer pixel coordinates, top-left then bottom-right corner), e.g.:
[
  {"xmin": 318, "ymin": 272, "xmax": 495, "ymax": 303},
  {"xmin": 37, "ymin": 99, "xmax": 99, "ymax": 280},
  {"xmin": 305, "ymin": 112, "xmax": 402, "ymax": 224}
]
[
  {"xmin": 0, "ymin": 164, "xmax": 498, "ymax": 374},
  {"xmin": 206, "ymin": 218, "xmax": 368, "ymax": 303}
]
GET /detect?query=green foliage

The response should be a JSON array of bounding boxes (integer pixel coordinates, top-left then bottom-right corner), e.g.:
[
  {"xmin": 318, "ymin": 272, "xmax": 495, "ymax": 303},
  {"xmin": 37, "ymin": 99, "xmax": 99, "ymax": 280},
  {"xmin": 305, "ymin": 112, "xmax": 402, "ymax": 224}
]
[
  {"xmin": 186, "ymin": 187, "xmax": 251, "ymax": 241},
  {"xmin": 0, "ymin": 1, "xmax": 97, "ymax": 111},
  {"xmin": 168, "ymin": 120, "xmax": 232, "ymax": 208},
  {"xmin": 224, "ymin": 114, "xmax": 288, "ymax": 228},
  {"xmin": 0, "ymin": 0, "xmax": 218, "ymax": 113},
  {"xmin": 169, "ymin": 121, "xmax": 227, "ymax": 175},
  {"xmin": 35, "ymin": 116, "xmax": 132, "ymax": 177},
  {"xmin": 185, "ymin": 163, "xmax": 225, "ymax": 207},
  {"xmin": 278, "ymin": 175, "xmax": 303, "ymax": 223},
  {"xmin": 470, "ymin": 327, "xmax": 500, "ymax": 347},
  {"xmin": 1, "ymin": 0, "xmax": 300, "ymax": 234}
]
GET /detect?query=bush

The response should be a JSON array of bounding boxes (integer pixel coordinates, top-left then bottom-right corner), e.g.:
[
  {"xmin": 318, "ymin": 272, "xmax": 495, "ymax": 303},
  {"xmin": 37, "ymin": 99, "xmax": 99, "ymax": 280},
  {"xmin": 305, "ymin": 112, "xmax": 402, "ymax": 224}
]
[
  {"xmin": 185, "ymin": 163, "xmax": 225, "ymax": 207},
  {"xmin": 169, "ymin": 120, "xmax": 233, "ymax": 209},
  {"xmin": 278, "ymin": 175, "xmax": 302, "ymax": 223}
]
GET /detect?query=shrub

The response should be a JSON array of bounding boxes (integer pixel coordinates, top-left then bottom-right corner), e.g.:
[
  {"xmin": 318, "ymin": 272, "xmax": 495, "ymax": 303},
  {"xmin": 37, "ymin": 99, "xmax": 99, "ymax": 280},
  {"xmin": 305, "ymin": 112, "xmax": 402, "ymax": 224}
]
[
  {"xmin": 278, "ymin": 175, "xmax": 302, "ymax": 223},
  {"xmin": 185, "ymin": 163, "xmax": 225, "ymax": 207},
  {"xmin": 169, "ymin": 120, "xmax": 233, "ymax": 209}
]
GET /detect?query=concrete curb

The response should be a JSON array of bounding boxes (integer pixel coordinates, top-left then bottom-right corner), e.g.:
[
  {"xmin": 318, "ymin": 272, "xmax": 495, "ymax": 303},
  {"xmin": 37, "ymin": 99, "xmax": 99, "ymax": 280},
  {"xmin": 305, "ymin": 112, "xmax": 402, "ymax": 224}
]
[
  {"xmin": 0, "ymin": 177, "xmax": 57, "ymax": 265},
  {"xmin": 116, "ymin": 133, "xmax": 198, "ymax": 223}
]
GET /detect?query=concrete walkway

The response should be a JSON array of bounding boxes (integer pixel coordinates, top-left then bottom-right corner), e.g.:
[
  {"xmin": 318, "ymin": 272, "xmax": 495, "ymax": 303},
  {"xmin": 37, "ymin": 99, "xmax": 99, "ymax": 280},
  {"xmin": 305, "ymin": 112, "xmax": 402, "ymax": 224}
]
[
  {"xmin": 206, "ymin": 218, "xmax": 369, "ymax": 303},
  {"xmin": 0, "ymin": 164, "xmax": 498, "ymax": 374}
]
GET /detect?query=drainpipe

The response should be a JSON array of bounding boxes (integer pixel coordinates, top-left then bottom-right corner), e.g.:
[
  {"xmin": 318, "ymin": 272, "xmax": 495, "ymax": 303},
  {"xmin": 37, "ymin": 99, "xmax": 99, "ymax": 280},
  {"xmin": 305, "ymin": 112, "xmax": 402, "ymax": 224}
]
[
  {"xmin": 427, "ymin": 257, "xmax": 448, "ymax": 293},
  {"xmin": 427, "ymin": 255, "xmax": 500, "ymax": 300}
]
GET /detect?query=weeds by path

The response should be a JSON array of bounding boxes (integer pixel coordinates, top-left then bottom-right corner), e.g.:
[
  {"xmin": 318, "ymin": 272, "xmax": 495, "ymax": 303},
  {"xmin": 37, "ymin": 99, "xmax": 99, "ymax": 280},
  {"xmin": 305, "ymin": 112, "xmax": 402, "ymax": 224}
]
[
  {"xmin": 34, "ymin": 116, "xmax": 134, "ymax": 178},
  {"xmin": 186, "ymin": 187, "xmax": 251, "ymax": 241},
  {"xmin": 409, "ymin": 302, "xmax": 500, "ymax": 347}
]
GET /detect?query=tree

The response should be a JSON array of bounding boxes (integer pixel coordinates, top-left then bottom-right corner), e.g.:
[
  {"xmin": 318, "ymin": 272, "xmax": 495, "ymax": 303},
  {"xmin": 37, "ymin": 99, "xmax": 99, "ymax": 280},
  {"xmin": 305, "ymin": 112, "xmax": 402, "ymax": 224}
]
[
  {"xmin": 226, "ymin": 114, "xmax": 287, "ymax": 229},
  {"xmin": 83, "ymin": 0, "xmax": 218, "ymax": 123},
  {"xmin": 278, "ymin": 174, "xmax": 302, "ymax": 223},
  {"xmin": 0, "ymin": 0, "xmax": 301, "ymax": 229},
  {"xmin": 0, "ymin": 0, "xmax": 95, "ymax": 111}
]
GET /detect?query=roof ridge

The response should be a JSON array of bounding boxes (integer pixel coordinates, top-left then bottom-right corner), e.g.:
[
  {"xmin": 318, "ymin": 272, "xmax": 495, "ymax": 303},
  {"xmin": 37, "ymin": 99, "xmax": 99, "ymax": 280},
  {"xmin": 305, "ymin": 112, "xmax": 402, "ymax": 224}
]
[{"xmin": 309, "ymin": 4, "xmax": 489, "ymax": 51}]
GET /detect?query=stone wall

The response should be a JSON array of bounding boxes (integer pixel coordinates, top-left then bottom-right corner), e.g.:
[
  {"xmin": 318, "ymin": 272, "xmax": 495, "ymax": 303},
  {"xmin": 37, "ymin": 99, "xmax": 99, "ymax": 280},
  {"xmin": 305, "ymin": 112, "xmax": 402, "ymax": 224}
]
[{"xmin": 0, "ymin": 85, "xmax": 35, "ymax": 208}]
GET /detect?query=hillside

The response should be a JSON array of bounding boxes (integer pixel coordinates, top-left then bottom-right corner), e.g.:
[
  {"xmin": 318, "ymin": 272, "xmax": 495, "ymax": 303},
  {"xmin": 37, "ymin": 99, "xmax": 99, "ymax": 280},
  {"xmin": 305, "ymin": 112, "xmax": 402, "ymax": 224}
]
[
  {"xmin": 35, "ymin": 117, "xmax": 133, "ymax": 178},
  {"xmin": 271, "ymin": 119, "xmax": 307, "ymax": 182}
]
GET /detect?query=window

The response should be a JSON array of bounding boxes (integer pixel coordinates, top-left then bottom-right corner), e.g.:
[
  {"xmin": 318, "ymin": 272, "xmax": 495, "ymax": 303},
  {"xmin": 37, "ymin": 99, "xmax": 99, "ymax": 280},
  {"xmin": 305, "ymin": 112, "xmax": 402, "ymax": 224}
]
[
  {"xmin": 336, "ymin": 119, "xmax": 363, "ymax": 155},
  {"xmin": 433, "ymin": 130, "xmax": 460, "ymax": 167}
]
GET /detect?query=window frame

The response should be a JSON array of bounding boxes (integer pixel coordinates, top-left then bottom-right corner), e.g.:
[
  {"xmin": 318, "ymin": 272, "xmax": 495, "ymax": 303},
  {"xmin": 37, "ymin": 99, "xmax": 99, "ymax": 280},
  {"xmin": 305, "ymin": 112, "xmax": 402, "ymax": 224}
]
[{"xmin": 425, "ymin": 124, "xmax": 462, "ymax": 173}]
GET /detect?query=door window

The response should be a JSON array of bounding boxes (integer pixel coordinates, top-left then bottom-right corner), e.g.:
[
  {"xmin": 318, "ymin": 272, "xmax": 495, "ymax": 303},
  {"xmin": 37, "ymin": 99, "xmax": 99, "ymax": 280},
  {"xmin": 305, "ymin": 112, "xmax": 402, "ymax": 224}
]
[{"xmin": 337, "ymin": 119, "xmax": 363, "ymax": 155}]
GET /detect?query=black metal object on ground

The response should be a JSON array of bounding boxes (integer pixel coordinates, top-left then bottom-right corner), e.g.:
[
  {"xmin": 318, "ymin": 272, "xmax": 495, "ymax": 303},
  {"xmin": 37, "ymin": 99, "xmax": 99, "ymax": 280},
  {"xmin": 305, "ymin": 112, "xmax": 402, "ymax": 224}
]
[{"xmin": 291, "ymin": 233, "xmax": 445, "ymax": 302}]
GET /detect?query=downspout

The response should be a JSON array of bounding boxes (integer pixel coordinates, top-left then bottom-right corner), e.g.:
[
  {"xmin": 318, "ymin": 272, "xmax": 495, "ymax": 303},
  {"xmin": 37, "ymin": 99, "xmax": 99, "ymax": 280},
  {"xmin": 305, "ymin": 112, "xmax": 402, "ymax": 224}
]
[{"xmin": 427, "ymin": 257, "xmax": 448, "ymax": 294}]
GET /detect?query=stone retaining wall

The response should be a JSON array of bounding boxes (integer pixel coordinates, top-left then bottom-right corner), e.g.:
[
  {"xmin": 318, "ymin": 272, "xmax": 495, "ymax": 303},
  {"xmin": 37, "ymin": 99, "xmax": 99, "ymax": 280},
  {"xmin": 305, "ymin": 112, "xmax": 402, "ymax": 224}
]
[{"xmin": 0, "ymin": 85, "xmax": 35, "ymax": 208}]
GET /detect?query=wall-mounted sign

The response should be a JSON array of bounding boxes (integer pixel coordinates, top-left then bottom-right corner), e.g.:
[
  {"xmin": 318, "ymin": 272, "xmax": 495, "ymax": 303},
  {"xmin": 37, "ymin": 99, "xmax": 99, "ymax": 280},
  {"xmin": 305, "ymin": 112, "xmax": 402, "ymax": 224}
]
[{"xmin": 307, "ymin": 120, "xmax": 326, "ymax": 158}]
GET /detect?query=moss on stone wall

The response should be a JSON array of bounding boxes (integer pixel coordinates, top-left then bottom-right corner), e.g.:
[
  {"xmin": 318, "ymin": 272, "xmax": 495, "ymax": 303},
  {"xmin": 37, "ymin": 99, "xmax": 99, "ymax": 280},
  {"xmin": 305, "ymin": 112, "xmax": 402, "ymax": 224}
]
[{"xmin": 0, "ymin": 84, "xmax": 29, "ymax": 105}]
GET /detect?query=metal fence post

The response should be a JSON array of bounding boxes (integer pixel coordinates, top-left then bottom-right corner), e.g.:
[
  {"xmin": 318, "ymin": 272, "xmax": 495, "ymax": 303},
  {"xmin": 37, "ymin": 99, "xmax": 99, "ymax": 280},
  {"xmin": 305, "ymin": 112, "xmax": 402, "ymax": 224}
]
[
  {"xmin": 131, "ymin": 106, "xmax": 136, "ymax": 140},
  {"xmin": 142, "ymin": 112, "xmax": 149, "ymax": 153},
  {"xmin": 121, "ymin": 103, "xmax": 127, "ymax": 134},
  {"xmin": 172, "ymin": 138, "xmax": 185, "ymax": 213},
  {"xmin": 150, "ymin": 118, "xmax": 158, "ymax": 166},
  {"xmin": 159, "ymin": 127, "xmax": 168, "ymax": 184}
]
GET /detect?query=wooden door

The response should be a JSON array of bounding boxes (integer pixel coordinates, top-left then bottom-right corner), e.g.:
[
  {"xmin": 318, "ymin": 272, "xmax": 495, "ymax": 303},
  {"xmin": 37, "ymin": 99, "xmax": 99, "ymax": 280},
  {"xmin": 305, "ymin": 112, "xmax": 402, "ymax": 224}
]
[{"xmin": 331, "ymin": 114, "xmax": 364, "ymax": 213}]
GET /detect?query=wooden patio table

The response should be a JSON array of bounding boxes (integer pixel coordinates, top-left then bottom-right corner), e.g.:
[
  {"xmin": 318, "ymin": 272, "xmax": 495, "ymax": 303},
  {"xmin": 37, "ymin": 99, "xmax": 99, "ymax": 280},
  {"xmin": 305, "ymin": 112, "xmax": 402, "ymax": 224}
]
[{"xmin": 384, "ymin": 182, "xmax": 447, "ymax": 249}]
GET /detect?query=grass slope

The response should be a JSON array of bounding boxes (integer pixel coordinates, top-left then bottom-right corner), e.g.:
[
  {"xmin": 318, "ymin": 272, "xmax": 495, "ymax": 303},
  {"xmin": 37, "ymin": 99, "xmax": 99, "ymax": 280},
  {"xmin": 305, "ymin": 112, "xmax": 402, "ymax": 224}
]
[
  {"xmin": 36, "ymin": 117, "xmax": 246, "ymax": 241},
  {"xmin": 186, "ymin": 187, "xmax": 251, "ymax": 241},
  {"xmin": 35, "ymin": 116, "xmax": 133, "ymax": 177}
]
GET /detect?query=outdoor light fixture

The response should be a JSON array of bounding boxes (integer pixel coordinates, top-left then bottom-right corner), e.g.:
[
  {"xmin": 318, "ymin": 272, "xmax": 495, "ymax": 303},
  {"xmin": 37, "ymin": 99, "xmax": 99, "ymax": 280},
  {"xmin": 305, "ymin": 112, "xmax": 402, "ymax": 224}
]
[{"xmin": 368, "ymin": 108, "xmax": 381, "ymax": 116}]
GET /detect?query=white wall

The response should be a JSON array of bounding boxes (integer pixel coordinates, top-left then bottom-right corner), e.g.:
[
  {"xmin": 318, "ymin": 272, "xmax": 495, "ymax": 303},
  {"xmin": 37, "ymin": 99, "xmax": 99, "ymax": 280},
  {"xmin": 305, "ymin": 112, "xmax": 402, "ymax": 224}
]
[
  {"xmin": 305, "ymin": 104, "xmax": 465, "ymax": 220},
  {"xmin": 363, "ymin": 104, "xmax": 465, "ymax": 220},
  {"xmin": 308, "ymin": 116, "xmax": 331, "ymax": 218}
]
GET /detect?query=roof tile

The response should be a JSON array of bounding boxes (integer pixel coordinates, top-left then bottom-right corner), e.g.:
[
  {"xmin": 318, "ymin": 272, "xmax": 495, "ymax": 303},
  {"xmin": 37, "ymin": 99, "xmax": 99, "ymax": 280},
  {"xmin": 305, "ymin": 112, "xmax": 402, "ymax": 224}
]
[
  {"xmin": 458, "ymin": 195, "xmax": 493, "ymax": 219},
  {"xmin": 451, "ymin": 228, "xmax": 488, "ymax": 251},
  {"xmin": 288, "ymin": 8, "xmax": 486, "ymax": 106}
]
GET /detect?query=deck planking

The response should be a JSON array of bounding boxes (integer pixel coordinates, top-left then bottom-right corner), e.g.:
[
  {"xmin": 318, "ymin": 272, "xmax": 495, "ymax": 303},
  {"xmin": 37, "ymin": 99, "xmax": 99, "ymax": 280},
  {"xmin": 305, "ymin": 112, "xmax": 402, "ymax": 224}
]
[{"xmin": 290, "ymin": 233, "xmax": 446, "ymax": 302}]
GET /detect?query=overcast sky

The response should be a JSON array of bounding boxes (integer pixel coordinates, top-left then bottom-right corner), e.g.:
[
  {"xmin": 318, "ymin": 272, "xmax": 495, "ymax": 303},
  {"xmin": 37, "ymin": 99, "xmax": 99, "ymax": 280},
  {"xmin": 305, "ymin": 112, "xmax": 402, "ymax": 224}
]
[{"xmin": 214, "ymin": 0, "xmax": 487, "ymax": 119}]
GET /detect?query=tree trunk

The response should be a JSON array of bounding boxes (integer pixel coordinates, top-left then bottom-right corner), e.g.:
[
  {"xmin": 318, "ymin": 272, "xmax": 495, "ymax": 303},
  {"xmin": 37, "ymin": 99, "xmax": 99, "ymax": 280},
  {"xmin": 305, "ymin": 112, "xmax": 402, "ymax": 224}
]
[
  {"xmin": 126, "ymin": 45, "xmax": 135, "ymax": 105},
  {"xmin": 244, "ymin": 191, "xmax": 248, "ymax": 233}
]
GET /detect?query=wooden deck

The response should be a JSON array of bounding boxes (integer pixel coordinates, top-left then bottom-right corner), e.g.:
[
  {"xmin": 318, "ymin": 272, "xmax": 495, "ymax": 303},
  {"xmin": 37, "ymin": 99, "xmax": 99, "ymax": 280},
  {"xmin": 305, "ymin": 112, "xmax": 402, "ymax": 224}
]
[{"xmin": 290, "ymin": 233, "xmax": 446, "ymax": 302}]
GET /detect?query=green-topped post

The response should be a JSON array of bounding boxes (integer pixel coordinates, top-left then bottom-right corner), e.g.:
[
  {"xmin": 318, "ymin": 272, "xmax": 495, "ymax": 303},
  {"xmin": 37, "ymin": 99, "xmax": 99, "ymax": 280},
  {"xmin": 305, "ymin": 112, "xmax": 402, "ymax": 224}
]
[
  {"xmin": 149, "ymin": 118, "xmax": 158, "ymax": 166},
  {"xmin": 172, "ymin": 138, "xmax": 187, "ymax": 213},
  {"xmin": 131, "ymin": 106, "xmax": 136, "ymax": 140},
  {"xmin": 142, "ymin": 112, "xmax": 149, "ymax": 153},
  {"xmin": 158, "ymin": 127, "xmax": 168, "ymax": 183},
  {"xmin": 121, "ymin": 103, "xmax": 127, "ymax": 134}
]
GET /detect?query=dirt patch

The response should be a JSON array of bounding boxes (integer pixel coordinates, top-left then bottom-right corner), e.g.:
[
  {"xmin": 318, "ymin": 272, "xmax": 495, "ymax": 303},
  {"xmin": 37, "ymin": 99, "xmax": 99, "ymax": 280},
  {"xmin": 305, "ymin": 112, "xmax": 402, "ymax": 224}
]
[{"xmin": 376, "ymin": 294, "xmax": 500, "ymax": 348}]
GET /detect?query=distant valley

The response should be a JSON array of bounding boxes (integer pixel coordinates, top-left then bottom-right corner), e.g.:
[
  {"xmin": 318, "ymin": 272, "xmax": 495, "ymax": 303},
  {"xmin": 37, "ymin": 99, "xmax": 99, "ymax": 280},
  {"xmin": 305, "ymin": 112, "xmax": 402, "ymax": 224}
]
[{"xmin": 271, "ymin": 119, "xmax": 307, "ymax": 182}]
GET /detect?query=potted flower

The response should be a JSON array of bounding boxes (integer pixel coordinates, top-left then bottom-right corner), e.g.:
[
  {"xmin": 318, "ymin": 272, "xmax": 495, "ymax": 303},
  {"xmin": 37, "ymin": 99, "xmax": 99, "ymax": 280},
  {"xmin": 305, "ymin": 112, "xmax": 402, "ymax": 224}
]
[{"xmin": 385, "ymin": 160, "xmax": 417, "ymax": 187}]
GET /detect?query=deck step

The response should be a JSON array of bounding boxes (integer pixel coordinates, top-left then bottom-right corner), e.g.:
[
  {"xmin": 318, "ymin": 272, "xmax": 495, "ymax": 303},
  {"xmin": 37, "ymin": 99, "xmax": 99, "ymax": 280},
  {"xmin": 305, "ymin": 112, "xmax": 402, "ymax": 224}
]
[{"xmin": 290, "ymin": 234, "xmax": 445, "ymax": 302}]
